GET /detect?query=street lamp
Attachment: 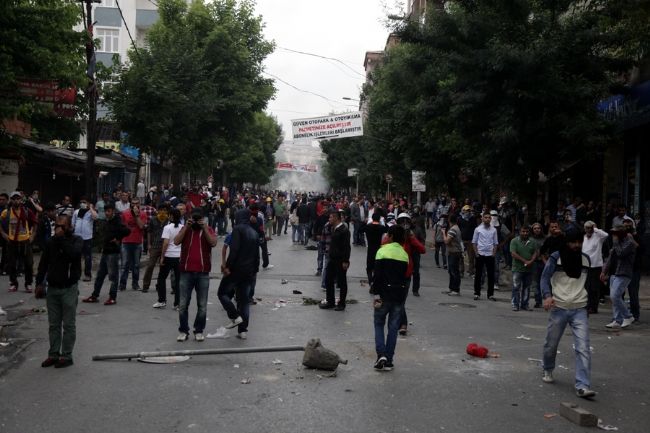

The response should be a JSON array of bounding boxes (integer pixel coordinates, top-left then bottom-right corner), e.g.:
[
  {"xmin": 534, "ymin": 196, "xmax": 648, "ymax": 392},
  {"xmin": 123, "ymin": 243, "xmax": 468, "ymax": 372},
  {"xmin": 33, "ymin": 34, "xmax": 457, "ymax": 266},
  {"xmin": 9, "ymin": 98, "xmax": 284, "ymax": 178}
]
[{"xmin": 342, "ymin": 97, "xmax": 360, "ymax": 101}]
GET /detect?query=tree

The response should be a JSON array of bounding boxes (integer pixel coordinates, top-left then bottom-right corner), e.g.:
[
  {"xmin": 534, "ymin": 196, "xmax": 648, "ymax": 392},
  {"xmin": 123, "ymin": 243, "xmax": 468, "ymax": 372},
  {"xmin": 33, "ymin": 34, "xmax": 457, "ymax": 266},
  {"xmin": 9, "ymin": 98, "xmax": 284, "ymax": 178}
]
[
  {"xmin": 0, "ymin": 0, "xmax": 85, "ymax": 148},
  {"xmin": 107, "ymin": 0, "xmax": 275, "ymax": 176},
  {"xmin": 328, "ymin": 0, "xmax": 642, "ymax": 202}
]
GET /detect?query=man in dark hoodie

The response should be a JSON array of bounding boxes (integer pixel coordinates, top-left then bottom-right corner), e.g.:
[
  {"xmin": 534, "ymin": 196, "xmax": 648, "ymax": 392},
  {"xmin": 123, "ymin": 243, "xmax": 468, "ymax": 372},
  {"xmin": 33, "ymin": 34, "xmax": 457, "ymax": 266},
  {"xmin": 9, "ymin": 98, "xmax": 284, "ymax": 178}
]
[
  {"xmin": 361, "ymin": 213, "xmax": 388, "ymax": 286},
  {"xmin": 37, "ymin": 215, "xmax": 82, "ymax": 368},
  {"xmin": 372, "ymin": 225, "xmax": 409, "ymax": 371},
  {"xmin": 82, "ymin": 203, "xmax": 130, "ymax": 305},
  {"xmin": 219, "ymin": 209, "xmax": 260, "ymax": 339}
]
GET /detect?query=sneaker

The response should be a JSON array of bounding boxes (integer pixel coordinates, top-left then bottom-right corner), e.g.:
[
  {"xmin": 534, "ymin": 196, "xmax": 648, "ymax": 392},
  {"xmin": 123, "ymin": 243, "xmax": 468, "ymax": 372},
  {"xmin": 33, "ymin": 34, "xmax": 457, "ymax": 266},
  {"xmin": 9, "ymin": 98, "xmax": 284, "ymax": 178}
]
[
  {"xmin": 512, "ymin": 306, "xmax": 519, "ymax": 311},
  {"xmin": 152, "ymin": 301, "xmax": 167, "ymax": 309},
  {"xmin": 0, "ymin": 306, "xmax": 6, "ymax": 316},
  {"xmin": 473, "ymin": 295, "xmax": 480, "ymax": 300},
  {"xmin": 605, "ymin": 320, "xmax": 621, "ymax": 329},
  {"xmin": 132, "ymin": 286, "xmax": 142, "ymax": 291},
  {"xmin": 542, "ymin": 371, "xmax": 554, "ymax": 383},
  {"xmin": 118, "ymin": 286, "xmax": 126, "ymax": 292},
  {"xmin": 8, "ymin": 285, "xmax": 18, "ymax": 292},
  {"xmin": 82, "ymin": 275, "xmax": 92, "ymax": 282},
  {"xmin": 576, "ymin": 388, "xmax": 597, "ymax": 398},
  {"xmin": 534, "ymin": 303, "xmax": 542, "ymax": 308},
  {"xmin": 41, "ymin": 357, "xmax": 57, "ymax": 368},
  {"xmin": 82, "ymin": 296, "xmax": 99, "ymax": 303},
  {"xmin": 195, "ymin": 333, "xmax": 205, "ymax": 342},
  {"xmin": 103, "ymin": 298, "xmax": 116, "ymax": 306},
  {"xmin": 225, "ymin": 316, "xmax": 243, "ymax": 329},
  {"xmin": 621, "ymin": 317, "xmax": 635, "ymax": 328},
  {"xmin": 54, "ymin": 358, "xmax": 74, "ymax": 369},
  {"xmin": 263, "ymin": 264, "xmax": 274, "ymax": 270},
  {"xmin": 173, "ymin": 305, "xmax": 180, "ymax": 311},
  {"xmin": 334, "ymin": 303, "xmax": 346, "ymax": 311},
  {"xmin": 236, "ymin": 332, "xmax": 247, "ymax": 340},
  {"xmin": 398, "ymin": 327, "xmax": 407, "ymax": 336},
  {"xmin": 374, "ymin": 356, "xmax": 387, "ymax": 370},
  {"xmin": 383, "ymin": 361, "xmax": 394, "ymax": 371},
  {"xmin": 177, "ymin": 333, "xmax": 189, "ymax": 342},
  {"xmin": 448, "ymin": 291, "xmax": 460, "ymax": 296},
  {"xmin": 488, "ymin": 296, "xmax": 497, "ymax": 302},
  {"xmin": 24, "ymin": 285, "xmax": 33, "ymax": 293},
  {"xmin": 412, "ymin": 291, "xmax": 420, "ymax": 297},
  {"xmin": 318, "ymin": 303, "xmax": 335, "ymax": 310},
  {"xmin": 315, "ymin": 271, "xmax": 322, "ymax": 276}
]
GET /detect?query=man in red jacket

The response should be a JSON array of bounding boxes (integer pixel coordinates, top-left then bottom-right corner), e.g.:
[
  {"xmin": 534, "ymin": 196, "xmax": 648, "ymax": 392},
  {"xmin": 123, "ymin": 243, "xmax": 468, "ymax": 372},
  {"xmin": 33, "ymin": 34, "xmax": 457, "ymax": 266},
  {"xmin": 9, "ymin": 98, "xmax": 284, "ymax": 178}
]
[{"xmin": 173, "ymin": 209, "xmax": 217, "ymax": 342}]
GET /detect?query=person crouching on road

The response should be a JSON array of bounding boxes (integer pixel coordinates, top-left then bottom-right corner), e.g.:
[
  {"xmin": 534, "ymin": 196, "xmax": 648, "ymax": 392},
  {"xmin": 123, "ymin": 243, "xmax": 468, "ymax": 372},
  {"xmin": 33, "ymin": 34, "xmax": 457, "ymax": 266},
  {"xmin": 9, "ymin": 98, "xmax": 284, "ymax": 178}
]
[
  {"xmin": 541, "ymin": 230, "xmax": 597, "ymax": 398},
  {"xmin": 36, "ymin": 216, "xmax": 83, "ymax": 368},
  {"xmin": 219, "ymin": 209, "xmax": 260, "ymax": 340},
  {"xmin": 173, "ymin": 209, "xmax": 217, "ymax": 342},
  {"xmin": 372, "ymin": 225, "xmax": 409, "ymax": 371}
]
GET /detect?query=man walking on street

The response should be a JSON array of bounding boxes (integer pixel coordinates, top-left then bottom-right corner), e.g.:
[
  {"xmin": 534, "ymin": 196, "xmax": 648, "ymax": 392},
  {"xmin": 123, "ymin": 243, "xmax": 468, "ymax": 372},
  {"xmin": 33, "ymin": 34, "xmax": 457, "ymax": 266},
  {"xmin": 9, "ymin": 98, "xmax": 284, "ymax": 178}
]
[
  {"xmin": 472, "ymin": 211, "xmax": 499, "ymax": 301},
  {"xmin": 541, "ymin": 230, "xmax": 596, "ymax": 398},
  {"xmin": 83, "ymin": 203, "xmax": 130, "ymax": 305},
  {"xmin": 173, "ymin": 209, "xmax": 217, "ymax": 342},
  {"xmin": 219, "ymin": 209, "xmax": 260, "ymax": 339},
  {"xmin": 581, "ymin": 221, "xmax": 608, "ymax": 314},
  {"xmin": 36, "ymin": 215, "xmax": 82, "ymax": 369},
  {"xmin": 372, "ymin": 225, "xmax": 409, "ymax": 371},
  {"xmin": 601, "ymin": 224, "xmax": 637, "ymax": 329},
  {"xmin": 319, "ymin": 210, "xmax": 351, "ymax": 311}
]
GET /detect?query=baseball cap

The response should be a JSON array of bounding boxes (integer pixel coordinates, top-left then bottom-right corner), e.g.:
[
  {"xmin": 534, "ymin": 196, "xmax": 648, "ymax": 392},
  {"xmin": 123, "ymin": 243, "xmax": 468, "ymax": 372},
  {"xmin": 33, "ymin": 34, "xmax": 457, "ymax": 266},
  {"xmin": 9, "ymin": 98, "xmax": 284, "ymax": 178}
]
[
  {"xmin": 462, "ymin": 205, "xmax": 471, "ymax": 211},
  {"xmin": 9, "ymin": 191, "xmax": 21, "ymax": 199},
  {"xmin": 584, "ymin": 220, "xmax": 595, "ymax": 228},
  {"xmin": 489, "ymin": 210, "xmax": 498, "ymax": 216}
]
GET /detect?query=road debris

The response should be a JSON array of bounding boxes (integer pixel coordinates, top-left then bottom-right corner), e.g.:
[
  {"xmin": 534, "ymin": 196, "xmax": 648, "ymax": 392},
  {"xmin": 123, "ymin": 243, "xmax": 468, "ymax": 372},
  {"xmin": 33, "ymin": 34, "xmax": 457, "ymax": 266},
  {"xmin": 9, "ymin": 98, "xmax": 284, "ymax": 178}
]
[
  {"xmin": 527, "ymin": 358, "xmax": 543, "ymax": 363},
  {"xmin": 206, "ymin": 327, "xmax": 229, "ymax": 339},
  {"xmin": 544, "ymin": 413, "xmax": 557, "ymax": 420},
  {"xmin": 597, "ymin": 419, "xmax": 619, "ymax": 431},
  {"xmin": 302, "ymin": 338, "xmax": 347, "ymax": 371},
  {"xmin": 516, "ymin": 335, "xmax": 531, "ymax": 341},
  {"xmin": 281, "ymin": 279, "xmax": 289, "ymax": 284},
  {"xmin": 241, "ymin": 378, "xmax": 251, "ymax": 384},
  {"xmin": 292, "ymin": 290, "xmax": 302, "ymax": 294},
  {"xmin": 272, "ymin": 359, "xmax": 283, "ymax": 365},
  {"xmin": 233, "ymin": 364, "xmax": 239, "ymax": 368}
]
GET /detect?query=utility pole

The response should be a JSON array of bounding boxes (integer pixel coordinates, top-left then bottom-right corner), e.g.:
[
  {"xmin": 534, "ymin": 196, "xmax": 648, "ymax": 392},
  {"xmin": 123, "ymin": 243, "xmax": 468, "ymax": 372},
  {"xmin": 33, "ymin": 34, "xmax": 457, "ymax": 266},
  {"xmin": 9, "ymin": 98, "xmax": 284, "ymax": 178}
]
[{"xmin": 81, "ymin": 0, "xmax": 101, "ymax": 201}]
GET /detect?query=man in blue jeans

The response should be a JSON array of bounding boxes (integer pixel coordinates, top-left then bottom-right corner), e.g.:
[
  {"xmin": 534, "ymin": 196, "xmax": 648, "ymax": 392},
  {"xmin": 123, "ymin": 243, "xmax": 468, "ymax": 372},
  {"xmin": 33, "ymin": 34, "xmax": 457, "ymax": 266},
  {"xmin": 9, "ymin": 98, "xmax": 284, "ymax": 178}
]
[
  {"xmin": 83, "ymin": 203, "xmax": 130, "ymax": 305},
  {"xmin": 371, "ymin": 225, "xmax": 409, "ymax": 371},
  {"xmin": 219, "ymin": 209, "xmax": 260, "ymax": 339},
  {"xmin": 541, "ymin": 230, "xmax": 597, "ymax": 398},
  {"xmin": 601, "ymin": 224, "xmax": 637, "ymax": 329},
  {"xmin": 173, "ymin": 209, "xmax": 217, "ymax": 342}
]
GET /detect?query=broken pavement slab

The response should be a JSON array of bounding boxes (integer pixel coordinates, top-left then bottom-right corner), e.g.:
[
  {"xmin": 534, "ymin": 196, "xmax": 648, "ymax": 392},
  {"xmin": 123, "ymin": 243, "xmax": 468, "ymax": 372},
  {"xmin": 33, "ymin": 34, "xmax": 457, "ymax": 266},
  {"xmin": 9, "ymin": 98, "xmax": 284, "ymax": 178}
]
[{"xmin": 559, "ymin": 402, "xmax": 598, "ymax": 427}]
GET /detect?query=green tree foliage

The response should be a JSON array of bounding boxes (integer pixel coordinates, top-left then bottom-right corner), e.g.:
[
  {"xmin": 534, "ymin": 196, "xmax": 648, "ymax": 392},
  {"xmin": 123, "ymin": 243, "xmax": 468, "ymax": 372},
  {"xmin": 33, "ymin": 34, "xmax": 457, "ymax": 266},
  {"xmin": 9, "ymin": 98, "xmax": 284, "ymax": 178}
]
[
  {"xmin": 0, "ymin": 0, "xmax": 85, "ymax": 147},
  {"xmin": 107, "ymin": 0, "xmax": 275, "ymax": 177},
  {"xmin": 326, "ymin": 0, "xmax": 643, "ymax": 200}
]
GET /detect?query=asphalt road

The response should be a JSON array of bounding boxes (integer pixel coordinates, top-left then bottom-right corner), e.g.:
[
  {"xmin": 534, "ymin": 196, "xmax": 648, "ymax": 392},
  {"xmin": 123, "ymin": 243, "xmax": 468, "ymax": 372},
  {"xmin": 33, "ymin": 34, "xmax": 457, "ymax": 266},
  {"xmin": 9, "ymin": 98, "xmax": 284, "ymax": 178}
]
[{"xmin": 1, "ymin": 232, "xmax": 649, "ymax": 433}]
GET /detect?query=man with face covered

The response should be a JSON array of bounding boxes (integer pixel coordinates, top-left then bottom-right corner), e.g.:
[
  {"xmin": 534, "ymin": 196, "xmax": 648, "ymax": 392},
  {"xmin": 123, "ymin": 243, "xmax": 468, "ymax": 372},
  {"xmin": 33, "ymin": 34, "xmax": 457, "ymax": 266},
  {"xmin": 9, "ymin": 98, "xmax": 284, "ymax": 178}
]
[
  {"xmin": 541, "ymin": 230, "xmax": 596, "ymax": 398},
  {"xmin": 601, "ymin": 224, "xmax": 637, "ymax": 329},
  {"xmin": 1, "ymin": 192, "xmax": 37, "ymax": 292}
]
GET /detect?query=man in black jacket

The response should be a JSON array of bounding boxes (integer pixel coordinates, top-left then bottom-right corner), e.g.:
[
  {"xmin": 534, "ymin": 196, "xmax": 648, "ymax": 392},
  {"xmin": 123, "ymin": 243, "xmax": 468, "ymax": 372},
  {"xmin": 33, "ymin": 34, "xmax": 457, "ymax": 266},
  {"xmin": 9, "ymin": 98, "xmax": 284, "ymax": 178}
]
[
  {"xmin": 297, "ymin": 196, "xmax": 310, "ymax": 245},
  {"xmin": 36, "ymin": 215, "xmax": 83, "ymax": 368},
  {"xmin": 219, "ymin": 209, "xmax": 260, "ymax": 339},
  {"xmin": 320, "ymin": 210, "xmax": 351, "ymax": 311},
  {"xmin": 82, "ymin": 203, "xmax": 130, "ymax": 305}
]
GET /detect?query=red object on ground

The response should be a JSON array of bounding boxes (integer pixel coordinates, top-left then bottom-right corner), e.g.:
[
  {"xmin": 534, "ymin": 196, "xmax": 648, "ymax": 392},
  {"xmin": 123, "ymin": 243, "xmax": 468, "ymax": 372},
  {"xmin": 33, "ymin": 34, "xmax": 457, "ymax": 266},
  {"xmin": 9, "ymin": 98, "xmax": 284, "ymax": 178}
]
[{"xmin": 466, "ymin": 343, "xmax": 489, "ymax": 358}]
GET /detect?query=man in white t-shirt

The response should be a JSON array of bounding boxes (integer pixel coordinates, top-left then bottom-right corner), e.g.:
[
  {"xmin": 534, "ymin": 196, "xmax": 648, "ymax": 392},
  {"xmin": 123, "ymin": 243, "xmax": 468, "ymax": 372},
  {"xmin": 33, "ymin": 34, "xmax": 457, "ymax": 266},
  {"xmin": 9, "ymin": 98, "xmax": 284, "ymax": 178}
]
[
  {"xmin": 582, "ymin": 221, "xmax": 608, "ymax": 314},
  {"xmin": 153, "ymin": 209, "xmax": 184, "ymax": 309}
]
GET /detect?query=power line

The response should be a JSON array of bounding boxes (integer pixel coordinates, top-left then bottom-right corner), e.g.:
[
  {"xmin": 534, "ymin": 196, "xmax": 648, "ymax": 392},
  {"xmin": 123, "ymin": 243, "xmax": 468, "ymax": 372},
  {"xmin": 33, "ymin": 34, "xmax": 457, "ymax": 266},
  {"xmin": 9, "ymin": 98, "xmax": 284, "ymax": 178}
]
[
  {"xmin": 147, "ymin": 0, "xmax": 159, "ymax": 7},
  {"xmin": 115, "ymin": 0, "xmax": 139, "ymax": 58},
  {"xmin": 277, "ymin": 46, "xmax": 366, "ymax": 78},
  {"xmin": 262, "ymin": 71, "xmax": 351, "ymax": 107}
]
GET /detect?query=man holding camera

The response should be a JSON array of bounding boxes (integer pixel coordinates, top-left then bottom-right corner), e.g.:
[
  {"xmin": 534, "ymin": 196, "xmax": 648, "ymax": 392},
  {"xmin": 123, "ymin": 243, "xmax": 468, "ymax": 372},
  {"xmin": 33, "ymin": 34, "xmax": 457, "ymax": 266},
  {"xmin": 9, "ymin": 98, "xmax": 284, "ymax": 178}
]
[
  {"xmin": 173, "ymin": 209, "xmax": 217, "ymax": 342},
  {"xmin": 118, "ymin": 198, "xmax": 147, "ymax": 292}
]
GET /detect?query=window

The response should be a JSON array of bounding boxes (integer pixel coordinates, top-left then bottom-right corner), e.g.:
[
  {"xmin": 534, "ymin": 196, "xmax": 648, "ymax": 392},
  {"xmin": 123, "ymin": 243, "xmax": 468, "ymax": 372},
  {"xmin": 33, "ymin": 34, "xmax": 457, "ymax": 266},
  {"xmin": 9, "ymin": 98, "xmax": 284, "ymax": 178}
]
[
  {"xmin": 100, "ymin": 0, "xmax": 115, "ymax": 7},
  {"xmin": 96, "ymin": 28, "xmax": 119, "ymax": 53}
]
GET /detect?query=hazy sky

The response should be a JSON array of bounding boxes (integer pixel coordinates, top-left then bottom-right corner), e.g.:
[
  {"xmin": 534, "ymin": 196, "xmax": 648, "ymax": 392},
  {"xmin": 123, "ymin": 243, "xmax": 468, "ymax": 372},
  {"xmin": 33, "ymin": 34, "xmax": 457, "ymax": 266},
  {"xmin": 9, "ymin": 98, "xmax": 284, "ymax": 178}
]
[{"xmin": 254, "ymin": 0, "xmax": 396, "ymax": 140}]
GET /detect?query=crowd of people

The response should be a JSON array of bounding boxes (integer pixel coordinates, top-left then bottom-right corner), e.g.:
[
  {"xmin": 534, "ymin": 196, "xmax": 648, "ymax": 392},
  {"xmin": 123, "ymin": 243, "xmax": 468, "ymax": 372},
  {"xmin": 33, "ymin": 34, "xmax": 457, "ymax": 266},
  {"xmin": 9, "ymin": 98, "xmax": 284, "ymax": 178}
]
[{"xmin": 0, "ymin": 183, "xmax": 646, "ymax": 397}]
